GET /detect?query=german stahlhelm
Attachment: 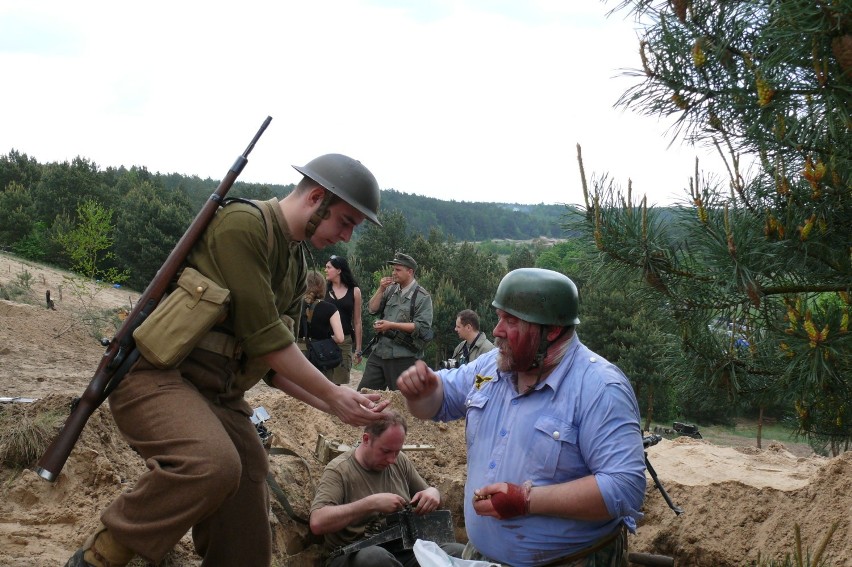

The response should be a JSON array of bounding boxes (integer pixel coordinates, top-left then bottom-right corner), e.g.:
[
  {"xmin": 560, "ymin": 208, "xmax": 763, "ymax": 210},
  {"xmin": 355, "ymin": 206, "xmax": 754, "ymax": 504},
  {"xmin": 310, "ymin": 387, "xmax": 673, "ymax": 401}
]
[
  {"xmin": 292, "ymin": 154, "xmax": 382, "ymax": 226},
  {"xmin": 492, "ymin": 268, "xmax": 580, "ymax": 327}
]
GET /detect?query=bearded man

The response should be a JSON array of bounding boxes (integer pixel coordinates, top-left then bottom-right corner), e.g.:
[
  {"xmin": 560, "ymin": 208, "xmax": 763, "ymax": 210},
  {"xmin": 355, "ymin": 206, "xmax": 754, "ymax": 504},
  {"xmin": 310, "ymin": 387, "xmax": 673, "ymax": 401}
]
[{"xmin": 396, "ymin": 268, "xmax": 646, "ymax": 567}]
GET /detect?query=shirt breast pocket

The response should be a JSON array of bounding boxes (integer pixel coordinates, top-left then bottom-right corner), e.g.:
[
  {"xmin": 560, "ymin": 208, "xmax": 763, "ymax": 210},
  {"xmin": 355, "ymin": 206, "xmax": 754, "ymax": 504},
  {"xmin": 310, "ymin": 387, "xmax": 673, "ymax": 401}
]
[
  {"xmin": 464, "ymin": 392, "xmax": 489, "ymax": 451},
  {"xmin": 530, "ymin": 415, "xmax": 579, "ymax": 479}
]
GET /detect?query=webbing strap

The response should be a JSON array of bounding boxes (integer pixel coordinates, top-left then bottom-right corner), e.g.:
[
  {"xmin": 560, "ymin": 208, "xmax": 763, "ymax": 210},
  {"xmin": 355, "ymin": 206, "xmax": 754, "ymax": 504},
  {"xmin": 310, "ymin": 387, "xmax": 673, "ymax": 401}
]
[{"xmin": 266, "ymin": 447, "xmax": 311, "ymax": 525}]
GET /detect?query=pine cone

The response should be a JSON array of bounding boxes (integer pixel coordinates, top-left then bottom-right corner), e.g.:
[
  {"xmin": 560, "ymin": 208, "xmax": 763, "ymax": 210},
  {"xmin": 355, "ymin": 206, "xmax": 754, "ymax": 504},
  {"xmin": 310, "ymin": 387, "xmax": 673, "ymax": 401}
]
[
  {"xmin": 832, "ymin": 35, "xmax": 852, "ymax": 79},
  {"xmin": 670, "ymin": 0, "xmax": 688, "ymax": 23}
]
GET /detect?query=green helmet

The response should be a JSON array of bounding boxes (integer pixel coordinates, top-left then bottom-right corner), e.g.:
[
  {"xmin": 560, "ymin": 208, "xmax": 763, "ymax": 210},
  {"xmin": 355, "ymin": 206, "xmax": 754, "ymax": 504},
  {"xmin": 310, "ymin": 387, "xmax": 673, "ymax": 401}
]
[
  {"xmin": 492, "ymin": 268, "xmax": 580, "ymax": 326},
  {"xmin": 292, "ymin": 154, "xmax": 382, "ymax": 226}
]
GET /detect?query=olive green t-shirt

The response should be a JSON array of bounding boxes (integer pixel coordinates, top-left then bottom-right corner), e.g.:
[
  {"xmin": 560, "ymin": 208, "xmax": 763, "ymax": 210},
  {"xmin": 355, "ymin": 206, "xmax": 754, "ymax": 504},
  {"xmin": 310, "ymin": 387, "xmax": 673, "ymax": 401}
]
[
  {"xmin": 310, "ymin": 448, "xmax": 428, "ymax": 551},
  {"xmin": 185, "ymin": 198, "xmax": 307, "ymax": 387}
]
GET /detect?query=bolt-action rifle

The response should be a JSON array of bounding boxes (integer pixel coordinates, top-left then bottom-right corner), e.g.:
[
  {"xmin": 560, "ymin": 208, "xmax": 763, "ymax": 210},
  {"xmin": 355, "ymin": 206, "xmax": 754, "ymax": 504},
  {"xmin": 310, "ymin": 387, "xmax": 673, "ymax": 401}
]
[{"xmin": 35, "ymin": 116, "xmax": 273, "ymax": 483}]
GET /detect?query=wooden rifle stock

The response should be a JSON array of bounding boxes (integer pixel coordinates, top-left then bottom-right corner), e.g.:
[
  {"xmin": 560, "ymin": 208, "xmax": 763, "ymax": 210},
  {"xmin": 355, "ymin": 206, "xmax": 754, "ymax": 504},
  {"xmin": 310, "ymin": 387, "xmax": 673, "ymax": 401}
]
[{"xmin": 35, "ymin": 116, "xmax": 272, "ymax": 482}]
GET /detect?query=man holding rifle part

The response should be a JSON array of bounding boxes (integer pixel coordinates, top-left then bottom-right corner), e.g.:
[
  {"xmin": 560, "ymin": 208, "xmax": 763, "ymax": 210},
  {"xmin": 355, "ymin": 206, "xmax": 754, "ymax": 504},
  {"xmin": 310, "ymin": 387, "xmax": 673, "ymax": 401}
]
[{"xmin": 66, "ymin": 154, "xmax": 387, "ymax": 567}]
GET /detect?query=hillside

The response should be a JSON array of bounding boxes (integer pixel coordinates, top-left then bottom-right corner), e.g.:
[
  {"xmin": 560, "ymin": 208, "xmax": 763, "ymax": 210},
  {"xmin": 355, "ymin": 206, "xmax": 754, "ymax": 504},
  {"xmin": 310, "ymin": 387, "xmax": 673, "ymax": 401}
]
[{"xmin": 0, "ymin": 252, "xmax": 850, "ymax": 566}]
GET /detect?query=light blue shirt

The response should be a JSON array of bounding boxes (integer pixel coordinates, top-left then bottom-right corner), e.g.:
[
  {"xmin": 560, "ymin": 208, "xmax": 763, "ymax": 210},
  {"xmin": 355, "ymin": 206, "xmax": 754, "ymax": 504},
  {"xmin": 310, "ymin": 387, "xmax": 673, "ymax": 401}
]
[{"xmin": 434, "ymin": 335, "xmax": 646, "ymax": 567}]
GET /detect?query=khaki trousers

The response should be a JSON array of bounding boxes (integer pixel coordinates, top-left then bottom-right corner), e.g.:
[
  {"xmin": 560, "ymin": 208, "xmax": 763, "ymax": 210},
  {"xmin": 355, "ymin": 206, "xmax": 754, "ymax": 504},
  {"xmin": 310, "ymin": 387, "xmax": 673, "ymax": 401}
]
[
  {"xmin": 102, "ymin": 352, "xmax": 271, "ymax": 565},
  {"xmin": 329, "ymin": 335, "xmax": 354, "ymax": 385}
]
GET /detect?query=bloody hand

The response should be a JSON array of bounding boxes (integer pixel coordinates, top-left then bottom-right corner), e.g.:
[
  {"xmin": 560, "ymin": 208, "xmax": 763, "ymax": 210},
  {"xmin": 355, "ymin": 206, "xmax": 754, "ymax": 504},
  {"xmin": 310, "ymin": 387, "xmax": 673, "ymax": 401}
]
[{"xmin": 490, "ymin": 482, "xmax": 530, "ymax": 519}]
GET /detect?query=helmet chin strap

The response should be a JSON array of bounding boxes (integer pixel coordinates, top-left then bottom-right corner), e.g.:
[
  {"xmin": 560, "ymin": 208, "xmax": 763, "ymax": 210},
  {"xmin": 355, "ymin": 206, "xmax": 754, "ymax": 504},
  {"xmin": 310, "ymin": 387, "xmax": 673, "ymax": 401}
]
[
  {"xmin": 304, "ymin": 191, "xmax": 334, "ymax": 239},
  {"xmin": 523, "ymin": 325, "xmax": 569, "ymax": 392}
]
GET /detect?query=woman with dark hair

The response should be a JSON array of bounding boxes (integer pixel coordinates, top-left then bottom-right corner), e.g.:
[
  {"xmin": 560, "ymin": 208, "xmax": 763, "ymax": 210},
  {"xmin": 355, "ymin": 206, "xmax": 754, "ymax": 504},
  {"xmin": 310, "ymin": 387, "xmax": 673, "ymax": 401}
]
[{"xmin": 324, "ymin": 255, "xmax": 362, "ymax": 386}]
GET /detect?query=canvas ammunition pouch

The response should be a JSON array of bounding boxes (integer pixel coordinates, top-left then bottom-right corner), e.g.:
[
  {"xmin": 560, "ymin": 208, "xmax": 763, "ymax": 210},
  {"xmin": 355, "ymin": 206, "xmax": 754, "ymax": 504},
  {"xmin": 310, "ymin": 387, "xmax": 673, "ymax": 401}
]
[{"xmin": 133, "ymin": 267, "xmax": 231, "ymax": 369}]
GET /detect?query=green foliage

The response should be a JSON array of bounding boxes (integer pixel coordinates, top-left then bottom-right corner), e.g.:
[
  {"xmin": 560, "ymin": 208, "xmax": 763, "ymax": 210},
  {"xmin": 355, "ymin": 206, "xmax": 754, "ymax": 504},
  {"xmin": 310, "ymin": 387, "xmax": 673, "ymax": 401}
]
[
  {"xmin": 11, "ymin": 221, "xmax": 50, "ymax": 262},
  {"xmin": 13, "ymin": 268, "xmax": 34, "ymax": 290},
  {"xmin": 114, "ymin": 178, "xmax": 193, "ymax": 290},
  {"xmin": 379, "ymin": 190, "xmax": 566, "ymax": 240},
  {"xmin": 56, "ymin": 199, "xmax": 128, "ymax": 285},
  {"xmin": 355, "ymin": 210, "xmax": 413, "ymax": 277},
  {"xmin": 574, "ymin": 0, "xmax": 852, "ymax": 449},
  {"xmin": 31, "ymin": 156, "xmax": 117, "ymax": 224},
  {"xmin": 535, "ymin": 240, "xmax": 590, "ymax": 284},
  {"xmin": 0, "ymin": 149, "xmax": 41, "ymax": 192},
  {"xmin": 0, "ymin": 181, "xmax": 35, "ymax": 247},
  {"xmin": 506, "ymin": 246, "xmax": 536, "ymax": 271}
]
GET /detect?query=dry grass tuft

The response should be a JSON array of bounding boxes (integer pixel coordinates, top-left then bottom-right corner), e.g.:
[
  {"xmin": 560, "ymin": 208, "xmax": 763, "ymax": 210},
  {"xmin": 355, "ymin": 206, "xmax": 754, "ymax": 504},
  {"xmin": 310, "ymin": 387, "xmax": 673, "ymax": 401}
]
[{"xmin": 0, "ymin": 404, "xmax": 64, "ymax": 468}]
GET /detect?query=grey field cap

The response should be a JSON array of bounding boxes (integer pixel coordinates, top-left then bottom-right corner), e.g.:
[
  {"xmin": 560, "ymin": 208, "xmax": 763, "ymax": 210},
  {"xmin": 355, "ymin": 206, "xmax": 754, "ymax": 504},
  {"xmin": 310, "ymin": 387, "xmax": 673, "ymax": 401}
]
[{"xmin": 387, "ymin": 252, "xmax": 417, "ymax": 270}]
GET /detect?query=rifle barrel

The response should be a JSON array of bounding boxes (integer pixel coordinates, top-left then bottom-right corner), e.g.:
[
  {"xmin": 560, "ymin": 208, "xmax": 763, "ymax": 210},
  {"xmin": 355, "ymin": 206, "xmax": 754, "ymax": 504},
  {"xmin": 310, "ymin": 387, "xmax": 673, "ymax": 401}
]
[{"xmin": 35, "ymin": 116, "xmax": 272, "ymax": 482}]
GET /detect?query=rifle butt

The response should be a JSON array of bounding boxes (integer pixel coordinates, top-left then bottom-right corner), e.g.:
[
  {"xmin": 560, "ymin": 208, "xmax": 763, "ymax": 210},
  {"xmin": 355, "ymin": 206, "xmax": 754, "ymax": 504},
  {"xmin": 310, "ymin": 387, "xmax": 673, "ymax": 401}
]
[{"xmin": 35, "ymin": 394, "xmax": 102, "ymax": 482}]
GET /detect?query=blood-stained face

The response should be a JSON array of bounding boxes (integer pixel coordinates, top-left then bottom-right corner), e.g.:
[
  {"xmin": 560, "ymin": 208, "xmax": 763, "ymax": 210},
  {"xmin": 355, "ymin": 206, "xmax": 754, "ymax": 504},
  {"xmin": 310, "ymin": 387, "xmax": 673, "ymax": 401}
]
[{"xmin": 493, "ymin": 309, "xmax": 540, "ymax": 372}]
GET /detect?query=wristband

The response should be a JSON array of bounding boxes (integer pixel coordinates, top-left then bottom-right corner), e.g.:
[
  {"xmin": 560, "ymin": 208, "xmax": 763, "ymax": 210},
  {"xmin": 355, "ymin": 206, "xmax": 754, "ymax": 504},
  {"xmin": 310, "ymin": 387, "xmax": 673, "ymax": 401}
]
[
  {"xmin": 355, "ymin": 350, "xmax": 362, "ymax": 356},
  {"xmin": 490, "ymin": 481, "xmax": 532, "ymax": 519}
]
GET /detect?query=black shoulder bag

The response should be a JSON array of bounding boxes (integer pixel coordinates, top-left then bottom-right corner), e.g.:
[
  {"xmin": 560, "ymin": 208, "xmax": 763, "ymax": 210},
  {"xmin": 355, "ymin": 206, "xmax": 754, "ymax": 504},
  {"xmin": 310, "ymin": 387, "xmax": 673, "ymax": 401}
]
[{"xmin": 305, "ymin": 301, "xmax": 343, "ymax": 371}]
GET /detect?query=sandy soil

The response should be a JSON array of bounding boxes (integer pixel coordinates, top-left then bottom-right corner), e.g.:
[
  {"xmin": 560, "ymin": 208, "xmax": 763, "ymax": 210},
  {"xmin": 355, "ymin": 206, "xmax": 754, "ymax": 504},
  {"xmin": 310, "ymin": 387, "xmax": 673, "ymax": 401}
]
[{"xmin": 1, "ymin": 252, "xmax": 850, "ymax": 567}]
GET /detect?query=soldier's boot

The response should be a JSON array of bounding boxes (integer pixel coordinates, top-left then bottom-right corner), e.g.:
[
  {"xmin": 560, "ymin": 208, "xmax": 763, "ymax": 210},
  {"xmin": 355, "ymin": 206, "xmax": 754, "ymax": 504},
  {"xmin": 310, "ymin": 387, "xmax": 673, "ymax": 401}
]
[{"xmin": 64, "ymin": 522, "xmax": 135, "ymax": 567}]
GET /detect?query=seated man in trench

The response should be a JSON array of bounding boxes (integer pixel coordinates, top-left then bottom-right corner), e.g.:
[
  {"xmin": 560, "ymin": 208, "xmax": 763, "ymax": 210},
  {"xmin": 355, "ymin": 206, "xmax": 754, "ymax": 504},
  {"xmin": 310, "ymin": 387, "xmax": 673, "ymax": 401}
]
[{"xmin": 310, "ymin": 410, "xmax": 464, "ymax": 566}]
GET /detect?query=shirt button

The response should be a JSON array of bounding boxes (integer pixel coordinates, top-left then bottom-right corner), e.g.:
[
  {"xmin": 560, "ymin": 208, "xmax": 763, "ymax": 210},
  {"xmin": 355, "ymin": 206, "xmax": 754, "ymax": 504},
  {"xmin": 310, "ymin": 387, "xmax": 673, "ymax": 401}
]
[
  {"xmin": 489, "ymin": 462, "xmax": 496, "ymax": 469},
  {"xmin": 553, "ymin": 431, "xmax": 560, "ymax": 439},
  {"xmin": 466, "ymin": 399, "xmax": 471, "ymax": 406},
  {"xmin": 589, "ymin": 357, "xmax": 597, "ymax": 363},
  {"xmin": 511, "ymin": 399, "xmax": 519, "ymax": 406},
  {"xmin": 500, "ymin": 429, "xmax": 507, "ymax": 437}
]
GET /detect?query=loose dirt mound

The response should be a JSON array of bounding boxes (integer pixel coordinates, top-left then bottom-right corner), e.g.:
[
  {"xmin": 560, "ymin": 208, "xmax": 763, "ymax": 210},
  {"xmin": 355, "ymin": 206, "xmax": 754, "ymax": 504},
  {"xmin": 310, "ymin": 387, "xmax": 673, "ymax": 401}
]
[{"xmin": 1, "ymin": 252, "xmax": 850, "ymax": 566}]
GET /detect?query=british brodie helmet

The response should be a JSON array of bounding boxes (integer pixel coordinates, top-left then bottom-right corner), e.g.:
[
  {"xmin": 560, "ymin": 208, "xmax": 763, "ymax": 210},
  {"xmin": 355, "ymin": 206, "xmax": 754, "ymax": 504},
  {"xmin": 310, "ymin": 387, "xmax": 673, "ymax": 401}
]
[
  {"xmin": 492, "ymin": 268, "xmax": 580, "ymax": 327},
  {"xmin": 292, "ymin": 154, "xmax": 382, "ymax": 226}
]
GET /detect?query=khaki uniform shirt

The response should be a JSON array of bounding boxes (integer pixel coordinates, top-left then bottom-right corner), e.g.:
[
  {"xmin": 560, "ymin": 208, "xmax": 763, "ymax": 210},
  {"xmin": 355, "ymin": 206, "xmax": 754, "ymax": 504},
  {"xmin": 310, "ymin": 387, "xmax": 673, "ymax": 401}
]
[
  {"xmin": 186, "ymin": 198, "xmax": 307, "ymax": 389},
  {"xmin": 310, "ymin": 449, "xmax": 428, "ymax": 551},
  {"xmin": 369, "ymin": 279, "xmax": 433, "ymax": 358},
  {"xmin": 451, "ymin": 332, "xmax": 496, "ymax": 366}
]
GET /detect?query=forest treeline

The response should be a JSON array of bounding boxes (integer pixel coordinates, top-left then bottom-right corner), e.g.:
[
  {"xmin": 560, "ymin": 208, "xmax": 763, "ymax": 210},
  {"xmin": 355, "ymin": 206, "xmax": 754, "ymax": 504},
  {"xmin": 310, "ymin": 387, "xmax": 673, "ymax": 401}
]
[{"xmin": 157, "ymin": 169, "xmax": 568, "ymax": 240}]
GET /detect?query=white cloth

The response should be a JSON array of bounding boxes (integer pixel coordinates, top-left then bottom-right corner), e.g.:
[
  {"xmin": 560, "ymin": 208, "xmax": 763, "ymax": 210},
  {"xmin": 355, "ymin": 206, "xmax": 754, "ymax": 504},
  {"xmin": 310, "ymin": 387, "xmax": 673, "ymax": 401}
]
[{"xmin": 413, "ymin": 539, "xmax": 498, "ymax": 567}]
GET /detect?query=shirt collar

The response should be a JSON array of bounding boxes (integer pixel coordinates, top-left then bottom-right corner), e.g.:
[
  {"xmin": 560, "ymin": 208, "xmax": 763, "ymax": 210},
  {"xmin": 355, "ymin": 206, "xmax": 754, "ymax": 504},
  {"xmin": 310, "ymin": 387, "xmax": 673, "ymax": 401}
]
[{"xmin": 396, "ymin": 278, "xmax": 417, "ymax": 297}]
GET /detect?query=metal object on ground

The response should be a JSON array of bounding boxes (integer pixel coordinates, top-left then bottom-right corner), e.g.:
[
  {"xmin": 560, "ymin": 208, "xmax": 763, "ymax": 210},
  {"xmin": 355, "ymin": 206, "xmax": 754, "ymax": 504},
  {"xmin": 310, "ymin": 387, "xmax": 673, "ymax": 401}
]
[
  {"xmin": 672, "ymin": 421, "xmax": 702, "ymax": 439},
  {"xmin": 642, "ymin": 434, "xmax": 683, "ymax": 516},
  {"xmin": 252, "ymin": 406, "xmax": 273, "ymax": 449},
  {"xmin": 0, "ymin": 397, "xmax": 37, "ymax": 403},
  {"xmin": 328, "ymin": 507, "xmax": 456, "ymax": 560}
]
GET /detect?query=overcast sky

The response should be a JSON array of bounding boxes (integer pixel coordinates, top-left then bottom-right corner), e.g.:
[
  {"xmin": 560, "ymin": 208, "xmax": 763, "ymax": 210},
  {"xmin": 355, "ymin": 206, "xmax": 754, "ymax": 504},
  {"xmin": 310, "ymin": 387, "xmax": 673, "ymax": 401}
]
[{"xmin": 0, "ymin": 0, "xmax": 725, "ymax": 207}]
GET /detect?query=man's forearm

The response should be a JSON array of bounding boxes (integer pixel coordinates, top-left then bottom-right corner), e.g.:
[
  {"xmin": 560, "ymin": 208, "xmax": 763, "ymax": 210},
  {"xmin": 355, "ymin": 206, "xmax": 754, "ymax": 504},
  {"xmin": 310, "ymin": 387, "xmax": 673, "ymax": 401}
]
[
  {"xmin": 528, "ymin": 475, "xmax": 610, "ymax": 520},
  {"xmin": 367, "ymin": 288, "xmax": 384, "ymax": 313},
  {"xmin": 263, "ymin": 344, "xmax": 338, "ymax": 401},
  {"xmin": 311, "ymin": 499, "xmax": 373, "ymax": 535},
  {"xmin": 270, "ymin": 373, "xmax": 330, "ymax": 413}
]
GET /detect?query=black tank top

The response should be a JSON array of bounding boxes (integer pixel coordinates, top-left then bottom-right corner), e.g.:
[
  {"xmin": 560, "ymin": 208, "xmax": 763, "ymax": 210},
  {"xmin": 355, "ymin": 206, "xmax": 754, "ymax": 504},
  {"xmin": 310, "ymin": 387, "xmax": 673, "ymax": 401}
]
[
  {"xmin": 299, "ymin": 300, "xmax": 337, "ymax": 340},
  {"xmin": 326, "ymin": 286, "xmax": 356, "ymax": 337}
]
